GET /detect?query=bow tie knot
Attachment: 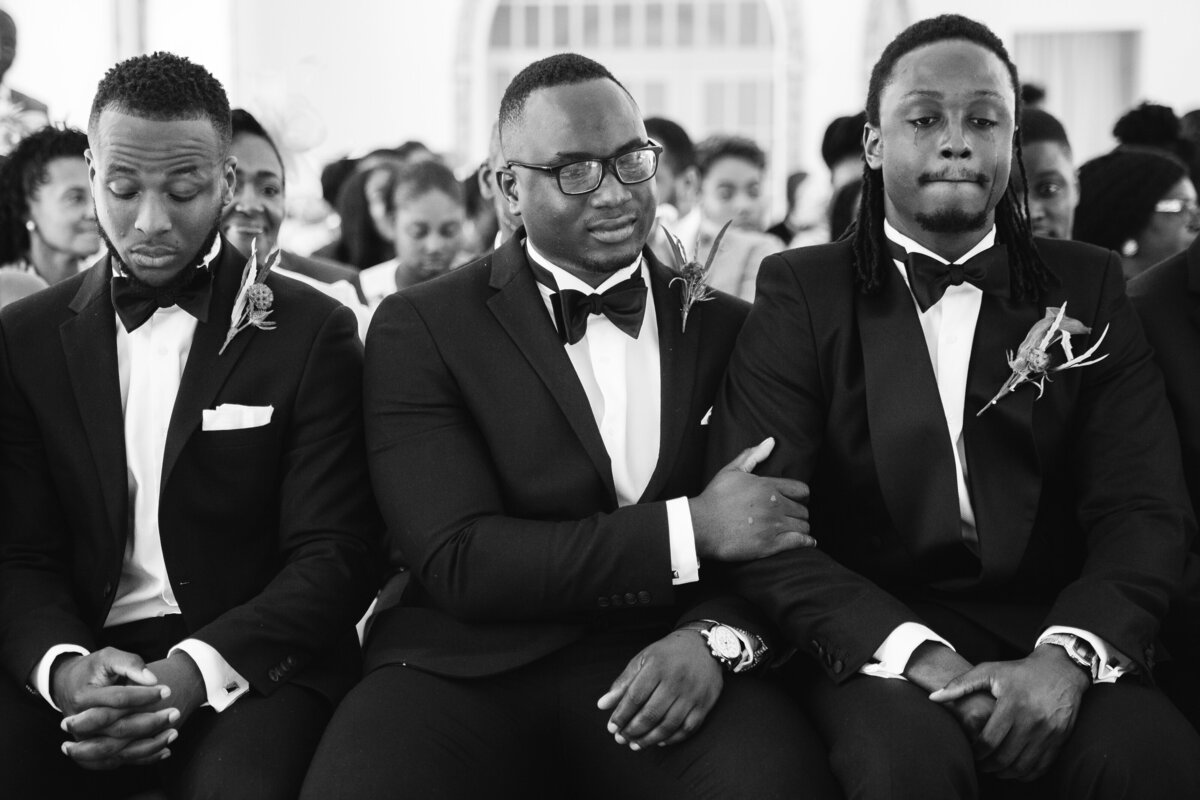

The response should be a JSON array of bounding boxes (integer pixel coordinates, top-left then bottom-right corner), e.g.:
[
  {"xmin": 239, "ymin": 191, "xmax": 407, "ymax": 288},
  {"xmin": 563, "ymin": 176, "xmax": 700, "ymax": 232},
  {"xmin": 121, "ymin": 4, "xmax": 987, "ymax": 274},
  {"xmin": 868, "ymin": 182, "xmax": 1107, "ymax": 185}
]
[
  {"xmin": 887, "ymin": 240, "xmax": 1010, "ymax": 312},
  {"xmin": 552, "ymin": 275, "xmax": 647, "ymax": 345},
  {"xmin": 111, "ymin": 263, "xmax": 214, "ymax": 332}
]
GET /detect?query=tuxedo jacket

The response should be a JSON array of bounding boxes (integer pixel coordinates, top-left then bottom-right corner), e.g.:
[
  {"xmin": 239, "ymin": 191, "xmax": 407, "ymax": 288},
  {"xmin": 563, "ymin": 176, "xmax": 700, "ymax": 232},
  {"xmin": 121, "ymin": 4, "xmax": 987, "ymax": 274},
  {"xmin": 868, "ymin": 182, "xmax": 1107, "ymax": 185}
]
[
  {"xmin": 363, "ymin": 233, "xmax": 761, "ymax": 679},
  {"xmin": 0, "ymin": 238, "xmax": 381, "ymax": 703},
  {"xmin": 710, "ymin": 237, "xmax": 1193, "ymax": 683},
  {"xmin": 1130, "ymin": 238, "xmax": 1200, "ymax": 522}
]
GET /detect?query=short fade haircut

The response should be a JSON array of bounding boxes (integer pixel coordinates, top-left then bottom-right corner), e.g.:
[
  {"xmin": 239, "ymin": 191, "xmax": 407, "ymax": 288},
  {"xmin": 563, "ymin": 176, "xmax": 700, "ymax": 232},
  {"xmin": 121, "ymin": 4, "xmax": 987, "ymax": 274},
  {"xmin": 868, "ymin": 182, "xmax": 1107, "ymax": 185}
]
[
  {"xmin": 384, "ymin": 160, "xmax": 464, "ymax": 215},
  {"xmin": 1021, "ymin": 108, "xmax": 1071, "ymax": 151},
  {"xmin": 89, "ymin": 52, "xmax": 232, "ymax": 152},
  {"xmin": 231, "ymin": 108, "xmax": 285, "ymax": 183},
  {"xmin": 498, "ymin": 53, "xmax": 628, "ymax": 148},
  {"xmin": 645, "ymin": 117, "xmax": 696, "ymax": 174},
  {"xmin": 695, "ymin": 135, "xmax": 767, "ymax": 179}
]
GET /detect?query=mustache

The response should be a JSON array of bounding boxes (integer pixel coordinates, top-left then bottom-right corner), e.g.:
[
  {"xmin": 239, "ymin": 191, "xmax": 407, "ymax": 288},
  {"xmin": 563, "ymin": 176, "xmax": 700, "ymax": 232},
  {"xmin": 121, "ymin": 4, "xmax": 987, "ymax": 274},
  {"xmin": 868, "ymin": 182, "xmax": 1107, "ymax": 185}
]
[{"xmin": 918, "ymin": 170, "xmax": 988, "ymax": 185}]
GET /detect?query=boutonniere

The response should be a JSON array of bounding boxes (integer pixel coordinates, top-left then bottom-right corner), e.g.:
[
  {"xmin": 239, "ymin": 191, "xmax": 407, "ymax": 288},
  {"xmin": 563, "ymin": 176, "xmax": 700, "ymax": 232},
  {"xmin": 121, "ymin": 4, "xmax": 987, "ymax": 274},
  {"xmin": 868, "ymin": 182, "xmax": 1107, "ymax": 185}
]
[
  {"xmin": 977, "ymin": 303, "xmax": 1109, "ymax": 416},
  {"xmin": 219, "ymin": 239, "xmax": 280, "ymax": 355},
  {"xmin": 666, "ymin": 219, "xmax": 731, "ymax": 332}
]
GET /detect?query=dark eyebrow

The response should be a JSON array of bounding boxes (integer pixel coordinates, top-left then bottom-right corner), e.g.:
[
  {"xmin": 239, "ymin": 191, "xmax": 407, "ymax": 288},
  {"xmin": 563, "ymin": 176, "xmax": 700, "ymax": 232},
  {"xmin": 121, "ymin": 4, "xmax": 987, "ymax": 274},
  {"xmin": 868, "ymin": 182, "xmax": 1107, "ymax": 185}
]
[
  {"xmin": 551, "ymin": 137, "xmax": 647, "ymax": 162},
  {"xmin": 901, "ymin": 89, "xmax": 1006, "ymax": 101}
]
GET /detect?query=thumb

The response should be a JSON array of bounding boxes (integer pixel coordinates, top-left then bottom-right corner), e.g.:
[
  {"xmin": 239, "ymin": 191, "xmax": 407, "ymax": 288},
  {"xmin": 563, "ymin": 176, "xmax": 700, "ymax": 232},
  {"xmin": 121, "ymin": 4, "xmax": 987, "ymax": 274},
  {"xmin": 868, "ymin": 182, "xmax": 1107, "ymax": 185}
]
[
  {"xmin": 597, "ymin": 659, "xmax": 641, "ymax": 711},
  {"xmin": 724, "ymin": 437, "xmax": 775, "ymax": 474},
  {"xmin": 929, "ymin": 668, "xmax": 992, "ymax": 703},
  {"xmin": 102, "ymin": 651, "xmax": 157, "ymax": 686}
]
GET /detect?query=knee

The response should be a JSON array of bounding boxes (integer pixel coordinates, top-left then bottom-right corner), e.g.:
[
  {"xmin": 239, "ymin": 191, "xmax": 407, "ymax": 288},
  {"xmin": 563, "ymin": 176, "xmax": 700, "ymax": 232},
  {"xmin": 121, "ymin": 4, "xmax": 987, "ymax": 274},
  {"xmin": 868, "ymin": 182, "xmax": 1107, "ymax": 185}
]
[{"xmin": 827, "ymin": 710, "xmax": 977, "ymax": 800}]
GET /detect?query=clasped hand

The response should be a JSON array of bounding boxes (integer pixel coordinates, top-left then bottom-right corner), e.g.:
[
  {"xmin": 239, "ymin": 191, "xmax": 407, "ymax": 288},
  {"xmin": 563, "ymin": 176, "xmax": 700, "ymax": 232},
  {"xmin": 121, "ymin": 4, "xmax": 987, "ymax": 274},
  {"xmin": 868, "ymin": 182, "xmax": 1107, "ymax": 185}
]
[
  {"xmin": 596, "ymin": 629, "xmax": 722, "ymax": 751},
  {"xmin": 52, "ymin": 647, "xmax": 205, "ymax": 770},
  {"xmin": 930, "ymin": 644, "xmax": 1091, "ymax": 781},
  {"xmin": 692, "ymin": 437, "xmax": 817, "ymax": 561}
]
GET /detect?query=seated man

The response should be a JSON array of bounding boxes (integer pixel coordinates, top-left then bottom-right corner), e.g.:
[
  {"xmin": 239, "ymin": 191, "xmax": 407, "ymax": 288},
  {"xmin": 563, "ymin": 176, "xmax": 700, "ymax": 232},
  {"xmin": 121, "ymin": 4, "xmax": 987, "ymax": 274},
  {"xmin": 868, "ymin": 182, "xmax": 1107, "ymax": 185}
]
[
  {"xmin": 302, "ymin": 53, "xmax": 837, "ymax": 799},
  {"xmin": 711, "ymin": 15, "xmax": 1200, "ymax": 799},
  {"xmin": 0, "ymin": 53, "xmax": 380, "ymax": 798}
]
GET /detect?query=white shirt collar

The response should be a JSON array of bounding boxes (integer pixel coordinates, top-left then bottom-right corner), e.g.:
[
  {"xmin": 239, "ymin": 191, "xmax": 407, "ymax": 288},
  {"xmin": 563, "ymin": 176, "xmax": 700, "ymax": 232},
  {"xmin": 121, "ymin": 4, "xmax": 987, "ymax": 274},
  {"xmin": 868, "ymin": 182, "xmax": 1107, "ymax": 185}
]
[{"xmin": 883, "ymin": 218, "xmax": 997, "ymax": 265}]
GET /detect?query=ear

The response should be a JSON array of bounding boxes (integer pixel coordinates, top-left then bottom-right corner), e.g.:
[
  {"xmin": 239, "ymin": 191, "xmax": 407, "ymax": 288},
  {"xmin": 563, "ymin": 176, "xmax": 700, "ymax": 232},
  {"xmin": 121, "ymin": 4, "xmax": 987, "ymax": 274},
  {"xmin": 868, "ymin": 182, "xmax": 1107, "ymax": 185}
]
[
  {"xmin": 220, "ymin": 155, "xmax": 237, "ymax": 208},
  {"xmin": 84, "ymin": 148, "xmax": 97, "ymax": 185},
  {"xmin": 863, "ymin": 124, "xmax": 883, "ymax": 170},
  {"xmin": 496, "ymin": 168, "xmax": 521, "ymax": 216}
]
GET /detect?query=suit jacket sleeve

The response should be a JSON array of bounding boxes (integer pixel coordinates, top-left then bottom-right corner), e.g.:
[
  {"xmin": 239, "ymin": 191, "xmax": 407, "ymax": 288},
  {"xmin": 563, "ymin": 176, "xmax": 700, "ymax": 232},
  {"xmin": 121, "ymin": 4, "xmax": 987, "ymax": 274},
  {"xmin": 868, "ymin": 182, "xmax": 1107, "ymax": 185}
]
[
  {"xmin": 188, "ymin": 304, "xmax": 381, "ymax": 693},
  {"xmin": 0, "ymin": 322, "xmax": 98, "ymax": 683},
  {"xmin": 707, "ymin": 253, "xmax": 922, "ymax": 681},
  {"xmin": 365, "ymin": 292, "xmax": 688, "ymax": 623},
  {"xmin": 1044, "ymin": 252, "xmax": 1193, "ymax": 669}
]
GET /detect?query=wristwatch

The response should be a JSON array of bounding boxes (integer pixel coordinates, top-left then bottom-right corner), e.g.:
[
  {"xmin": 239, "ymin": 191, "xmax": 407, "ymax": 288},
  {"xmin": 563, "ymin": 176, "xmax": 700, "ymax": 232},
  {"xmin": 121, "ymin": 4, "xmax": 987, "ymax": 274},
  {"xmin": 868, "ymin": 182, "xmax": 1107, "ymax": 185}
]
[
  {"xmin": 1041, "ymin": 633, "xmax": 1099, "ymax": 680},
  {"xmin": 683, "ymin": 619, "xmax": 768, "ymax": 673}
]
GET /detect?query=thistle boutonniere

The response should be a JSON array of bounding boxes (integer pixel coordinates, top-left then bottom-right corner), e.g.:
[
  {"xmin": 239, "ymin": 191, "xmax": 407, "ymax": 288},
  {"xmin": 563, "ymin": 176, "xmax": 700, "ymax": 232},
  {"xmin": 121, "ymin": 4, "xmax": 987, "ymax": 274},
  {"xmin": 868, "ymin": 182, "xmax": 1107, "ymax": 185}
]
[
  {"xmin": 219, "ymin": 239, "xmax": 280, "ymax": 355},
  {"xmin": 667, "ymin": 219, "xmax": 732, "ymax": 332},
  {"xmin": 976, "ymin": 303, "xmax": 1109, "ymax": 416}
]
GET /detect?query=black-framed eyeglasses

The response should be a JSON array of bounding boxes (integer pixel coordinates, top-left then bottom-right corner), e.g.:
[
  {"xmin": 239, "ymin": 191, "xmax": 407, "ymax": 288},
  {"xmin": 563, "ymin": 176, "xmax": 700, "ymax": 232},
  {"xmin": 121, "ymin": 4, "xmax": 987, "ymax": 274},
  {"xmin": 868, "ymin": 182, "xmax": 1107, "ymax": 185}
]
[{"xmin": 504, "ymin": 140, "xmax": 663, "ymax": 196}]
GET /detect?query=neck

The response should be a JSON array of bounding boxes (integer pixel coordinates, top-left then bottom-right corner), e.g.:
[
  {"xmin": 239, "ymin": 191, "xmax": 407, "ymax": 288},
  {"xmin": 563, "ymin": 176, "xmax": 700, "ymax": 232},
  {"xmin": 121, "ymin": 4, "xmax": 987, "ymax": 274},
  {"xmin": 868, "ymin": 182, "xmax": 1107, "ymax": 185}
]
[
  {"xmin": 27, "ymin": 239, "xmax": 80, "ymax": 284},
  {"xmin": 884, "ymin": 210, "xmax": 994, "ymax": 263}
]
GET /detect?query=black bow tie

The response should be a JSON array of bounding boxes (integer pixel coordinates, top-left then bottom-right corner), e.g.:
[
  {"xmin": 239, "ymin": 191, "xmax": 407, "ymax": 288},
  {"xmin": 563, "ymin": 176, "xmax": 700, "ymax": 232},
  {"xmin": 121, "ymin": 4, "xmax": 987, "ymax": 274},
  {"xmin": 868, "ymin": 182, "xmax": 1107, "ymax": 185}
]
[
  {"xmin": 529, "ymin": 261, "xmax": 647, "ymax": 346},
  {"xmin": 887, "ymin": 240, "xmax": 1010, "ymax": 313},
  {"xmin": 111, "ymin": 263, "xmax": 214, "ymax": 332}
]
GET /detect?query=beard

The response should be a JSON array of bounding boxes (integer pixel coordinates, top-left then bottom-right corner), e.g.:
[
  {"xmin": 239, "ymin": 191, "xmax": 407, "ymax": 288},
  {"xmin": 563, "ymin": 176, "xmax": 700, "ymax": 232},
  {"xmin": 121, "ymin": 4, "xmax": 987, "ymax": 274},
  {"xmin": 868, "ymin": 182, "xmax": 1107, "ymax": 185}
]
[
  {"xmin": 914, "ymin": 207, "xmax": 990, "ymax": 235},
  {"xmin": 99, "ymin": 213, "xmax": 222, "ymax": 294}
]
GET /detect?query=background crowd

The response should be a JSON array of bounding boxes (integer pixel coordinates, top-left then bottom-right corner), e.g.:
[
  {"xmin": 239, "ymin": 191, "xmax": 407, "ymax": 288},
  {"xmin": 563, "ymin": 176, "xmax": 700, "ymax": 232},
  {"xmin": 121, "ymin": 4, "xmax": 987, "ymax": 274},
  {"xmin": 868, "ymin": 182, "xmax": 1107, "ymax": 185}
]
[{"xmin": 0, "ymin": 6, "xmax": 1197, "ymax": 318}]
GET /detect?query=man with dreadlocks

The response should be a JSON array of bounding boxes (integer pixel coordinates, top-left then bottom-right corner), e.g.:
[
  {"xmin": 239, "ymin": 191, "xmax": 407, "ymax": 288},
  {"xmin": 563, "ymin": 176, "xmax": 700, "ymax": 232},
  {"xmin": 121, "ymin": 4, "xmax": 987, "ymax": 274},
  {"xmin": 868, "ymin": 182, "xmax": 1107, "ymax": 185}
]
[{"xmin": 710, "ymin": 14, "xmax": 1200, "ymax": 799}]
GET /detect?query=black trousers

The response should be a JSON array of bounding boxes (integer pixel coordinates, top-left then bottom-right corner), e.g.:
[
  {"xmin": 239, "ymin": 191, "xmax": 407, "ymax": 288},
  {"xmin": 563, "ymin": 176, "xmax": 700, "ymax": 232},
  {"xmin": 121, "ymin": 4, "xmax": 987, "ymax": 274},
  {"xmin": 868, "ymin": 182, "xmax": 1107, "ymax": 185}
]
[
  {"xmin": 301, "ymin": 629, "xmax": 839, "ymax": 799},
  {"xmin": 784, "ymin": 603, "xmax": 1200, "ymax": 800},
  {"xmin": 0, "ymin": 617, "xmax": 332, "ymax": 800}
]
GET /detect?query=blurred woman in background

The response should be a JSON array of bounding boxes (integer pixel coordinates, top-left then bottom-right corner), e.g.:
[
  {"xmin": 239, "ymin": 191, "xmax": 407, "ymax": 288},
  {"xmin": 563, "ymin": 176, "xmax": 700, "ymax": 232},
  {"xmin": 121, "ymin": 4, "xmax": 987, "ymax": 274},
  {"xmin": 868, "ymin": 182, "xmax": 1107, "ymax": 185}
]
[
  {"xmin": 0, "ymin": 125, "xmax": 98, "ymax": 287},
  {"xmin": 1074, "ymin": 147, "xmax": 1200, "ymax": 280},
  {"xmin": 359, "ymin": 159, "xmax": 466, "ymax": 309}
]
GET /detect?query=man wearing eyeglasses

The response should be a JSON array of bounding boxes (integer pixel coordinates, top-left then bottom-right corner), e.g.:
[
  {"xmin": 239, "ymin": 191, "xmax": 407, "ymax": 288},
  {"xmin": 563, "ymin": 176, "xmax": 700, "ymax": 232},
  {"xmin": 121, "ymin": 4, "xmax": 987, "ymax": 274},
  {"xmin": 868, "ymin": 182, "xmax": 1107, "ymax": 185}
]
[{"xmin": 301, "ymin": 53, "xmax": 837, "ymax": 799}]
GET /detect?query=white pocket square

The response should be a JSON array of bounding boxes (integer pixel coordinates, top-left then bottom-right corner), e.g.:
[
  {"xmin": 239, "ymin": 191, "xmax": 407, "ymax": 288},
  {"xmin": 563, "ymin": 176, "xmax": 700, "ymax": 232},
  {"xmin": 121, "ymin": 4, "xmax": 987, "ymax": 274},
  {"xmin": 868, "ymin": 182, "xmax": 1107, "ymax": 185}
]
[
  {"xmin": 202, "ymin": 403, "xmax": 273, "ymax": 431},
  {"xmin": 700, "ymin": 407, "xmax": 713, "ymax": 426}
]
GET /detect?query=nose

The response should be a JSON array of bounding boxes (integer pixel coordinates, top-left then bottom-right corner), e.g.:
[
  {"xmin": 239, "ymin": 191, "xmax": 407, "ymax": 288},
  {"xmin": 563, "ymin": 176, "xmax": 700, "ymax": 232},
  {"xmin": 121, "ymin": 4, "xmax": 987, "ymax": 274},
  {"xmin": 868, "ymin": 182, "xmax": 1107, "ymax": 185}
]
[
  {"xmin": 134, "ymin": 193, "xmax": 171, "ymax": 235},
  {"xmin": 939, "ymin": 118, "xmax": 972, "ymax": 159},
  {"xmin": 590, "ymin": 164, "xmax": 633, "ymax": 207}
]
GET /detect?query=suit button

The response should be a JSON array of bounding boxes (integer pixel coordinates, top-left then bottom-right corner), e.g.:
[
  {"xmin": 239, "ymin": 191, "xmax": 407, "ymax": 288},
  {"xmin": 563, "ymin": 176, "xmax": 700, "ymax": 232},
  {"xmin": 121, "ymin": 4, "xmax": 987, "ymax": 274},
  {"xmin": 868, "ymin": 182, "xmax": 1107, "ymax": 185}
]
[
  {"xmin": 637, "ymin": 591, "xmax": 651, "ymax": 604},
  {"xmin": 284, "ymin": 656, "xmax": 297, "ymax": 668},
  {"xmin": 268, "ymin": 668, "xmax": 281, "ymax": 682},
  {"xmin": 598, "ymin": 597, "xmax": 610, "ymax": 608},
  {"xmin": 611, "ymin": 594, "xmax": 623, "ymax": 607},
  {"xmin": 624, "ymin": 592, "xmax": 637, "ymax": 606},
  {"xmin": 832, "ymin": 659, "xmax": 844, "ymax": 674}
]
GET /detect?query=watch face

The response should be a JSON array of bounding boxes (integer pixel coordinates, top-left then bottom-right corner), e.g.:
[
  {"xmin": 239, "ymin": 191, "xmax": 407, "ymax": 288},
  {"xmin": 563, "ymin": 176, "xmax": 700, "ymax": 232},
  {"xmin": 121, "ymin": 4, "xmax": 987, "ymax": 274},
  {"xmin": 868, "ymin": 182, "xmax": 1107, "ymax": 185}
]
[{"xmin": 708, "ymin": 626, "xmax": 742, "ymax": 659}]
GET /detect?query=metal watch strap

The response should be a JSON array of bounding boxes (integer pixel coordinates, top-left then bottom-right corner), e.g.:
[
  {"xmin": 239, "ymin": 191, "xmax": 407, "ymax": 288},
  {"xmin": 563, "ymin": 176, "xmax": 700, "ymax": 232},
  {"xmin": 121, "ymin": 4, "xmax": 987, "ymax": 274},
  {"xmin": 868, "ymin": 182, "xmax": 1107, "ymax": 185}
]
[
  {"xmin": 1041, "ymin": 633, "xmax": 1098, "ymax": 680},
  {"xmin": 698, "ymin": 619, "xmax": 768, "ymax": 673}
]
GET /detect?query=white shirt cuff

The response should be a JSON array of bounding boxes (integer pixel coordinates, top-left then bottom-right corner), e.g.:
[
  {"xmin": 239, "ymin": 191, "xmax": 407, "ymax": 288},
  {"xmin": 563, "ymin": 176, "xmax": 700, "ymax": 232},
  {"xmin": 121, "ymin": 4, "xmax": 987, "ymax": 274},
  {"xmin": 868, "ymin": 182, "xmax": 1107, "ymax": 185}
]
[
  {"xmin": 668, "ymin": 497, "xmax": 700, "ymax": 585},
  {"xmin": 170, "ymin": 638, "xmax": 249, "ymax": 712},
  {"xmin": 860, "ymin": 622, "xmax": 954, "ymax": 680},
  {"xmin": 33, "ymin": 644, "xmax": 90, "ymax": 711},
  {"xmin": 1037, "ymin": 626, "xmax": 1134, "ymax": 684}
]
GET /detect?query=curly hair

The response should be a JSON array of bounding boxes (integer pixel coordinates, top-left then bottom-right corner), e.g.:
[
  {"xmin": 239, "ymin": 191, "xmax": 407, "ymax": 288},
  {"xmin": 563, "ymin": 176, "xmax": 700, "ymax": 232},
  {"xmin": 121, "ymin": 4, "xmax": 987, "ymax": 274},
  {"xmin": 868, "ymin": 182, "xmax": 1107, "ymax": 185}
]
[
  {"xmin": 89, "ymin": 51, "xmax": 231, "ymax": 151},
  {"xmin": 0, "ymin": 125, "xmax": 89, "ymax": 264},
  {"xmin": 851, "ymin": 14, "xmax": 1055, "ymax": 300}
]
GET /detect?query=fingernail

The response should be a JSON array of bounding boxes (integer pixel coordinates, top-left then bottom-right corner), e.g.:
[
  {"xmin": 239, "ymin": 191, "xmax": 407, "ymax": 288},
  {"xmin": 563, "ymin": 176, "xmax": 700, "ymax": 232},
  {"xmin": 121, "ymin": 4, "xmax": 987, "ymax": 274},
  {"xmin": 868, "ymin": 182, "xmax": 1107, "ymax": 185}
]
[
  {"xmin": 614, "ymin": 734, "xmax": 626, "ymax": 745},
  {"xmin": 630, "ymin": 742, "xmax": 641, "ymax": 751},
  {"xmin": 166, "ymin": 730, "xmax": 178, "ymax": 744},
  {"xmin": 167, "ymin": 709, "xmax": 180, "ymax": 723},
  {"xmin": 60, "ymin": 718, "xmax": 70, "ymax": 732},
  {"xmin": 606, "ymin": 722, "xmax": 617, "ymax": 734},
  {"xmin": 160, "ymin": 686, "xmax": 172, "ymax": 699},
  {"xmin": 61, "ymin": 742, "xmax": 71, "ymax": 756},
  {"xmin": 160, "ymin": 749, "xmax": 171, "ymax": 761}
]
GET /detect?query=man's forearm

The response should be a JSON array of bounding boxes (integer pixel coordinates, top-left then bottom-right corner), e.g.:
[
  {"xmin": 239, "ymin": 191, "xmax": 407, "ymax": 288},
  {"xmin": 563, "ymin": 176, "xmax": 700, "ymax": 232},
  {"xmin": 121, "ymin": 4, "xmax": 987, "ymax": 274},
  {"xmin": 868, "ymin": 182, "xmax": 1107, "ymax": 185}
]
[{"xmin": 903, "ymin": 641, "xmax": 975, "ymax": 692}]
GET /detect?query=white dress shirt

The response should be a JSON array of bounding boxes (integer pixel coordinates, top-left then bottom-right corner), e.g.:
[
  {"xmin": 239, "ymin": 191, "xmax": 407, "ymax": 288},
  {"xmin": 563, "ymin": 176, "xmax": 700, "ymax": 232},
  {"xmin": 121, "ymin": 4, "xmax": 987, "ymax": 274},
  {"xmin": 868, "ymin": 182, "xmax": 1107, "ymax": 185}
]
[
  {"xmin": 863, "ymin": 220, "xmax": 1131, "ymax": 683},
  {"xmin": 526, "ymin": 241, "xmax": 699, "ymax": 585},
  {"xmin": 35, "ymin": 240, "xmax": 249, "ymax": 712}
]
